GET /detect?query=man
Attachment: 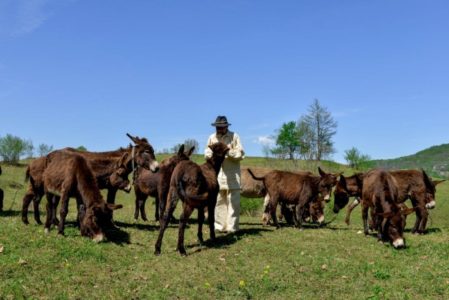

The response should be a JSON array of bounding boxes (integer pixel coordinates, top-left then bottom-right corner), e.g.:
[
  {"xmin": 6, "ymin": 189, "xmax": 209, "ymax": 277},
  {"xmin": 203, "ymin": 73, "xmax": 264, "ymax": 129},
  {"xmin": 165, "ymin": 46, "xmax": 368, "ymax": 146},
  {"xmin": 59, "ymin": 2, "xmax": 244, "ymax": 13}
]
[{"xmin": 205, "ymin": 116, "xmax": 245, "ymax": 233}]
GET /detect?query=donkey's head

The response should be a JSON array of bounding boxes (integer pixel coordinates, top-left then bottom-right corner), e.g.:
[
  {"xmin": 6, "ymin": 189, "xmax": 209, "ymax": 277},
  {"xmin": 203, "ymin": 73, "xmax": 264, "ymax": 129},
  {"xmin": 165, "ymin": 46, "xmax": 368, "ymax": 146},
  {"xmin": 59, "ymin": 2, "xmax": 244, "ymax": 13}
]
[{"xmin": 127, "ymin": 133, "xmax": 159, "ymax": 172}]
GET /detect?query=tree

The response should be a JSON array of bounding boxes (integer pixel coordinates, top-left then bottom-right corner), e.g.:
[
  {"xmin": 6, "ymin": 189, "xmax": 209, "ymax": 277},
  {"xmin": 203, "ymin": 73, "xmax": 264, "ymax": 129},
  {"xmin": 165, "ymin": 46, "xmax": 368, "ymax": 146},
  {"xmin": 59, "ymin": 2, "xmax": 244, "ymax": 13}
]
[
  {"xmin": 344, "ymin": 147, "xmax": 371, "ymax": 170},
  {"xmin": 171, "ymin": 139, "xmax": 199, "ymax": 154},
  {"xmin": 38, "ymin": 143, "xmax": 54, "ymax": 157},
  {"xmin": 302, "ymin": 99, "xmax": 337, "ymax": 161},
  {"xmin": 0, "ymin": 134, "xmax": 34, "ymax": 164},
  {"xmin": 76, "ymin": 146, "xmax": 87, "ymax": 151},
  {"xmin": 273, "ymin": 121, "xmax": 301, "ymax": 160},
  {"xmin": 183, "ymin": 139, "xmax": 199, "ymax": 154}
]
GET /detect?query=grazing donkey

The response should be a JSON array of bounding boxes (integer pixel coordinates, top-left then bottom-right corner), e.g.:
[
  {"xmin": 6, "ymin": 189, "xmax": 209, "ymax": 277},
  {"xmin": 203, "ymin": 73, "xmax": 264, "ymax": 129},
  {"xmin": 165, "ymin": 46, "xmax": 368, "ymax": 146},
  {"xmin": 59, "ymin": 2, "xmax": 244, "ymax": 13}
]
[
  {"xmin": 360, "ymin": 169, "xmax": 415, "ymax": 249},
  {"xmin": 21, "ymin": 133, "xmax": 159, "ymax": 224},
  {"xmin": 334, "ymin": 169, "xmax": 444, "ymax": 234},
  {"xmin": 133, "ymin": 145, "xmax": 195, "ymax": 222},
  {"xmin": 154, "ymin": 142, "xmax": 229, "ymax": 256},
  {"xmin": 43, "ymin": 150, "xmax": 122, "ymax": 241}
]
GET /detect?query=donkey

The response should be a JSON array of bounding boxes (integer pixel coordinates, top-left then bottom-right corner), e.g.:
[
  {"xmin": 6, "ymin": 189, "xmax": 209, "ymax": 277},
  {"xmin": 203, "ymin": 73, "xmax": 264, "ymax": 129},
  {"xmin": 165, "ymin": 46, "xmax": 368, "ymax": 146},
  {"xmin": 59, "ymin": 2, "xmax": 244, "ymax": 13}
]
[
  {"xmin": 154, "ymin": 142, "xmax": 229, "ymax": 256},
  {"xmin": 133, "ymin": 145, "xmax": 195, "ymax": 222},
  {"xmin": 21, "ymin": 133, "xmax": 159, "ymax": 224},
  {"xmin": 360, "ymin": 169, "xmax": 415, "ymax": 249},
  {"xmin": 247, "ymin": 167, "xmax": 340, "ymax": 229},
  {"xmin": 334, "ymin": 169, "xmax": 445, "ymax": 234},
  {"xmin": 43, "ymin": 150, "xmax": 122, "ymax": 241}
]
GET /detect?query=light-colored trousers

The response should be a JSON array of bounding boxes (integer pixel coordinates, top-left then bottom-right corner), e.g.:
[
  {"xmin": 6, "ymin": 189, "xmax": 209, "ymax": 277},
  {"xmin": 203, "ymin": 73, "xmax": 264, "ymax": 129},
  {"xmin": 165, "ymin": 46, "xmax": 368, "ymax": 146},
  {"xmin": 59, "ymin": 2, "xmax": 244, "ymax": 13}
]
[{"xmin": 214, "ymin": 189, "xmax": 241, "ymax": 232}]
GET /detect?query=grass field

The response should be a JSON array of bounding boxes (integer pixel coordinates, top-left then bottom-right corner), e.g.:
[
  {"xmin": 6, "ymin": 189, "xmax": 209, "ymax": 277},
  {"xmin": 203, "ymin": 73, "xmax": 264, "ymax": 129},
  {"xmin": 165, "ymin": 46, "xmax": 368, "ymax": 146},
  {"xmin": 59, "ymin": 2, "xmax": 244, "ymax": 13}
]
[{"xmin": 1, "ymin": 158, "xmax": 449, "ymax": 299}]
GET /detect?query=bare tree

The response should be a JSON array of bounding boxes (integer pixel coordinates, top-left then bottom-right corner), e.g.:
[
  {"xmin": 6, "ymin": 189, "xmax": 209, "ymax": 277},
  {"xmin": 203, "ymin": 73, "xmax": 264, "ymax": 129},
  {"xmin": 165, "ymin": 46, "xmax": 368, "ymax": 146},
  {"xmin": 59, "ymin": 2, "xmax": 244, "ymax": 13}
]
[
  {"xmin": 302, "ymin": 99, "xmax": 337, "ymax": 161},
  {"xmin": 38, "ymin": 143, "xmax": 54, "ymax": 157}
]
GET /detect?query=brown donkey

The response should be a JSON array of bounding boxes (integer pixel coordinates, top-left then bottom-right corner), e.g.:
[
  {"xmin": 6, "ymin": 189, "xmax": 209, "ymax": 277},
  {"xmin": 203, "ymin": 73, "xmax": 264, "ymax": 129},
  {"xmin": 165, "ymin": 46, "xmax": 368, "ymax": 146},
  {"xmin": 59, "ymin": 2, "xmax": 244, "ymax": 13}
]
[
  {"xmin": 154, "ymin": 142, "xmax": 229, "ymax": 256},
  {"xmin": 21, "ymin": 133, "xmax": 159, "ymax": 224},
  {"xmin": 247, "ymin": 167, "xmax": 340, "ymax": 229},
  {"xmin": 43, "ymin": 150, "xmax": 123, "ymax": 241},
  {"xmin": 133, "ymin": 145, "xmax": 195, "ymax": 222}
]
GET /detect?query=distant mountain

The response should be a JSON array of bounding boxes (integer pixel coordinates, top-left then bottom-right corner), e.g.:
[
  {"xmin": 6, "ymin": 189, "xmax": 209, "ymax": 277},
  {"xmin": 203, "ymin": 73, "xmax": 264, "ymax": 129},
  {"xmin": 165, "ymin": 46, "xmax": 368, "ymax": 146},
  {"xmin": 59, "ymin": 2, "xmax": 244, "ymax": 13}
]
[{"xmin": 370, "ymin": 143, "xmax": 449, "ymax": 178}]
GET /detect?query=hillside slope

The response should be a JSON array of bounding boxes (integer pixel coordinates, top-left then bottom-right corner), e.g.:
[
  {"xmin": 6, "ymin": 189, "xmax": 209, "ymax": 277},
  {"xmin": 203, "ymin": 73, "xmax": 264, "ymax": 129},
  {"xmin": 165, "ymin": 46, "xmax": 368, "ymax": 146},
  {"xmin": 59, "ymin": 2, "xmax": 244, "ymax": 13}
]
[{"xmin": 370, "ymin": 143, "xmax": 449, "ymax": 178}]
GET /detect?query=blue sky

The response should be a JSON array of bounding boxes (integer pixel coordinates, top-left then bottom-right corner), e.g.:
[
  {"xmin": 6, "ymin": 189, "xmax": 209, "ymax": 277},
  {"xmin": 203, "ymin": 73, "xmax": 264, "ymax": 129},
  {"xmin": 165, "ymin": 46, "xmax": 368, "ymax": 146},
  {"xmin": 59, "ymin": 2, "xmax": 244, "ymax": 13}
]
[{"xmin": 0, "ymin": 0, "xmax": 448, "ymax": 163}]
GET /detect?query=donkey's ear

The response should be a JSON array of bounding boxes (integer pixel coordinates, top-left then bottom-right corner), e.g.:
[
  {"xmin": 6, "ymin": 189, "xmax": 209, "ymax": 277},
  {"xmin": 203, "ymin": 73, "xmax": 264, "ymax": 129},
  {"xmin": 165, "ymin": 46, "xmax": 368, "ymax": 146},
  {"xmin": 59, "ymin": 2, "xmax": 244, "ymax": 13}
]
[
  {"xmin": 117, "ymin": 153, "xmax": 129, "ymax": 167},
  {"xmin": 126, "ymin": 133, "xmax": 140, "ymax": 144},
  {"xmin": 106, "ymin": 204, "xmax": 123, "ymax": 211},
  {"xmin": 339, "ymin": 175, "xmax": 347, "ymax": 188},
  {"xmin": 433, "ymin": 180, "xmax": 446, "ymax": 186},
  {"xmin": 318, "ymin": 167, "xmax": 326, "ymax": 177},
  {"xmin": 377, "ymin": 211, "xmax": 395, "ymax": 218},
  {"xmin": 401, "ymin": 207, "xmax": 416, "ymax": 216},
  {"xmin": 187, "ymin": 146, "xmax": 195, "ymax": 156},
  {"xmin": 177, "ymin": 144, "xmax": 185, "ymax": 155}
]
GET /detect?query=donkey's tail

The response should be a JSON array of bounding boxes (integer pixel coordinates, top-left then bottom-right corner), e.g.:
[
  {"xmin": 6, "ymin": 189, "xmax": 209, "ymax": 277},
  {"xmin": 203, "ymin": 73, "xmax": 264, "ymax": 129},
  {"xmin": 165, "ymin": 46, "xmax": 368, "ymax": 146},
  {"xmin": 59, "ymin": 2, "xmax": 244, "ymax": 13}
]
[
  {"xmin": 247, "ymin": 168, "xmax": 265, "ymax": 181},
  {"xmin": 177, "ymin": 180, "xmax": 209, "ymax": 202},
  {"xmin": 25, "ymin": 166, "xmax": 30, "ymax": 183}
]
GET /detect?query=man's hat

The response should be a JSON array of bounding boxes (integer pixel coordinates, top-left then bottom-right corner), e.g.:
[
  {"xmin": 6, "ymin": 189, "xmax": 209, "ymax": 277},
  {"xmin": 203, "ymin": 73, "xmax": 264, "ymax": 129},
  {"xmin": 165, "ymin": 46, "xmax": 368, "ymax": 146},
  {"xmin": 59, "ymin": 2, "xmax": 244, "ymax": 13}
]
[{"xmin": 211, "ymin": 115, "xmax": 231, "ymax": 127}]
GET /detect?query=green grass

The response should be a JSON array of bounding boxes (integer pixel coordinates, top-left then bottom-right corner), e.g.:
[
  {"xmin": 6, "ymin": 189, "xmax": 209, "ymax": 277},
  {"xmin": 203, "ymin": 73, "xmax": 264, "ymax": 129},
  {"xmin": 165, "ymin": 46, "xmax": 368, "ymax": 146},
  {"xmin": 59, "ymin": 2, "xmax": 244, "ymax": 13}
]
[{"xmin": 1, "ymin": 159, "xmax": 449, "ymax": 299}]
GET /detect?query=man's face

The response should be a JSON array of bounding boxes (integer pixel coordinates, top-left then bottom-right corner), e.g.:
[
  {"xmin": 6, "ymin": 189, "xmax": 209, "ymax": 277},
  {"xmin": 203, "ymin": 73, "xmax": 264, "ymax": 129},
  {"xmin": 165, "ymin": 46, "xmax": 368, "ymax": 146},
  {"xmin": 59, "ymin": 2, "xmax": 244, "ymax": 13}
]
[{"xmin": 216, "ymin": 126, "xmax": 228, "ymax": 136}]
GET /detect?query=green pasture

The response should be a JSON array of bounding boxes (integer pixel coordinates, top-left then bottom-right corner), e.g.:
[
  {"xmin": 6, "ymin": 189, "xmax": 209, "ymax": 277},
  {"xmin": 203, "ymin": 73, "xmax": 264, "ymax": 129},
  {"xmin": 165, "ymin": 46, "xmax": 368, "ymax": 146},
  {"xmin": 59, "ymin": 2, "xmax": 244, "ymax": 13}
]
[{"xmin": 0, "ymin": 158, "xmax": 448, "ymax": 299}]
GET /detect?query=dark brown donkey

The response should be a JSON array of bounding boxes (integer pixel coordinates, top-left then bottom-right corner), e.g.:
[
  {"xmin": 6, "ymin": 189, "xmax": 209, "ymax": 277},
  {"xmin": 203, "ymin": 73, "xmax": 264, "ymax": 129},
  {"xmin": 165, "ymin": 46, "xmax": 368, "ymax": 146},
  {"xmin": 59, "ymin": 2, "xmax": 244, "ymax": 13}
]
[
  {"xmin": 360, "ymin": 169, "xmax": 415, "ymax": 249},
  {"xmin": 133, "ymin": 145, "xmax": 195, "ymax": 222},
  {"xmin": 241, "ymin": 167, "xmax": 324, "ymax": 225},
  {"xmin": 154, "ymin": 142, "xmax": 229, "ymax": 256},
  {"xmin": 21, "ymin": 133, "xmax": 159, "ymax": 224},
  {"xmin": 247, "ymin": 167, "xmax": 340, "ymax": 229},
  {"xmin": 43, "ymin": 150, "xmax": 123, "ymax": 241},
  {"xmin": 334, "ymin": 169, "xmax": 444, "ymax": 234}
]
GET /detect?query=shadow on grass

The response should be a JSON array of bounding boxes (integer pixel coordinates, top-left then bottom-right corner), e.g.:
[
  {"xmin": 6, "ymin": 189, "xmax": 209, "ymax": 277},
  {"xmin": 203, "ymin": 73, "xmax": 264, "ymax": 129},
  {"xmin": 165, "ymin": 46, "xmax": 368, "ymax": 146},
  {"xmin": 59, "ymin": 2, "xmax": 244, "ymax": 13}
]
[
  {"xmin": 105, "ymin": 227, "xmax": 131, "ymax": 245},
  {"xmin": 0, "ymin": 209, "xmax": 22, "ymax": 217},
  {"xmin": 184, "ymin": 228, "xmax": 272, "ymax": 255},
  {"xmin": 404, "ymin": 227, "xmax": 442, "ymax": 234},
  {"xmin": 113, "ymin": 221, "xmax": 159, "ymax": 231}
]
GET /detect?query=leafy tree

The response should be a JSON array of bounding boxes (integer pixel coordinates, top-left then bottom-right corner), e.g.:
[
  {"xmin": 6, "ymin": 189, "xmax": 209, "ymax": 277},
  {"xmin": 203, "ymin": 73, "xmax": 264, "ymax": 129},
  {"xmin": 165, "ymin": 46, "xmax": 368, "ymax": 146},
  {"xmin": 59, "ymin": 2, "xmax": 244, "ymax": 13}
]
[
  {"xmin": 302, "ymin": 99, "xmax": 337, "ymax": 161},
  {"xmin": 273, "ymin": 121, "xmax": 301, "ymax": 160},
  {"xmin": 76, "ymin": 146, "xmax": 87, "ymax": 151},
  {"xmin": 38, "ymin": 143, "xmax": 54, "ymax": 157},
  {"xmin": 0, "ymin": 134, "xmax": 34, "ymax": 164},
  {"xmin": 344, "ymin": 147, "xmax": 371, "ymax": 170}
]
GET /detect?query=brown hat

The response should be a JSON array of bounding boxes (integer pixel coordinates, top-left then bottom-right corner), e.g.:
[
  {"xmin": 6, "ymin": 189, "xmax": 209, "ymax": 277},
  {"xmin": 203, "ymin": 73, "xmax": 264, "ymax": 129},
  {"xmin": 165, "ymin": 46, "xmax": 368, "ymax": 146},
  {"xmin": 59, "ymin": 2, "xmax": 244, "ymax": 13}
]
[{"xmin": 211, "ymin": 115, "xmax": 231, "ymax": 127}]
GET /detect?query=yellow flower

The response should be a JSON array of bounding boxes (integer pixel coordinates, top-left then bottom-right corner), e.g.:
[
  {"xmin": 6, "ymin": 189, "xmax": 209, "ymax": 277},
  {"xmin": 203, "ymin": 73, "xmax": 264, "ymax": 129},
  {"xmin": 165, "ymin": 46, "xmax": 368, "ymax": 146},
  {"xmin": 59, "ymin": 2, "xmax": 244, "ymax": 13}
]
[{"xmin": 239, "ymin": 280, "xmax": 246, "ymax": 288}]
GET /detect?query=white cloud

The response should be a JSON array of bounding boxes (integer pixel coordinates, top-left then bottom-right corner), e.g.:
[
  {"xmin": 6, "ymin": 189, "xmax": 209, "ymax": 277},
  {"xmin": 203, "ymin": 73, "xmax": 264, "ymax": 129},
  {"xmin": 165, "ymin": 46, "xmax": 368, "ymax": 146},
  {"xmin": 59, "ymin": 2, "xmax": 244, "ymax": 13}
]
[
  {"xmin": 256, "ymin": 135, "xmax": 275, "ymax": 146},
  {"xmin": 0, "ymin": 0, "xmax": 71, "ymax": 36}
]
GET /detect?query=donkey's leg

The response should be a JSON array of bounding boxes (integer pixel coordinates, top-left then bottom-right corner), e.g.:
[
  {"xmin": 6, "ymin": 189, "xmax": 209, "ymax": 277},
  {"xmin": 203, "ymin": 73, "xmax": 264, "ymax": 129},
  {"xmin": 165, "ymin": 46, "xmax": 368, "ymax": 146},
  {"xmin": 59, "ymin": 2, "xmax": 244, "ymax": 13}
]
[
  {"xmin": 57, "ymin": 192, "xmax": 70, "ymax": 236},
  {"xmin": 106, "ymin": 188, "xmax": 117, "ymax": 205},
  {"xmin": 344, "ymin": 197, "xmax": 361, "ymax": 225},
  {"xmin": 197, "ymin": 206, "xmax": 205, "ymax": 245},
  {"xmin": 154, "ymin": 194, "xmax": 159, "ymax": 222},
  {"xmin": 32, "ymin": 193, "xmax": 44, "ymax": 225},
  {"xmin": 177, "ymin": 203, "xmax": 194, "ymax": 256},
  {"xmin": 21, "ymin": 185, "xmax": 35, "ymax": 224},
  {"xmin": 44, "ymin": 193, "xmax": 54, "ymax": 233},
  {"xmin": 361, "ymin": 201, "xmax": 370, "ymax": 236},
  {"xmin": 208, "ymin": 200, "xmax": 217, "ymax": 241},
  {"xmin": 154, "ymin": 188, "xmax": 178, "ymax": 255}
]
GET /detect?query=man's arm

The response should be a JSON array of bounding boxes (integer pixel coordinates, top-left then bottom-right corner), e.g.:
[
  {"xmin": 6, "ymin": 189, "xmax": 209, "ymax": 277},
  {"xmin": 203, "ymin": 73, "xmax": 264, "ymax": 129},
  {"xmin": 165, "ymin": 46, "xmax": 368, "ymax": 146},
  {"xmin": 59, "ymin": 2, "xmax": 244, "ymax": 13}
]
[{"xmin": 228, "ymin": 133, "xmax": 244, "ymax": 161}]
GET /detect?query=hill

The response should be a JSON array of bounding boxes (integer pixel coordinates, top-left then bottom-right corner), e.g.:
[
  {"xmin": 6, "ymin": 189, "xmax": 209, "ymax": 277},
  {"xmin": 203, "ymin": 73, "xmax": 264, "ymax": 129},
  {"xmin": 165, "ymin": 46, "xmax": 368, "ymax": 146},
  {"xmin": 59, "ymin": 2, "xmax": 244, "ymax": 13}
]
[{"xmin": 369, "ymin": 143, "xmax": 449, "ymax": 178}]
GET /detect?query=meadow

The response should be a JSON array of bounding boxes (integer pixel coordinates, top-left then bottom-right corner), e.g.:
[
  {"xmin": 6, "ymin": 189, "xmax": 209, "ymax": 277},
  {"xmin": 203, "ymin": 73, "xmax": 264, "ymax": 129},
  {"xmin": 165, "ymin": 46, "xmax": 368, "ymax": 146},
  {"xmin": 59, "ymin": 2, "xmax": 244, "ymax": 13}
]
[{"xmin": 1, "ymin": 157, "xmax": 448, "ymax": 299}]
